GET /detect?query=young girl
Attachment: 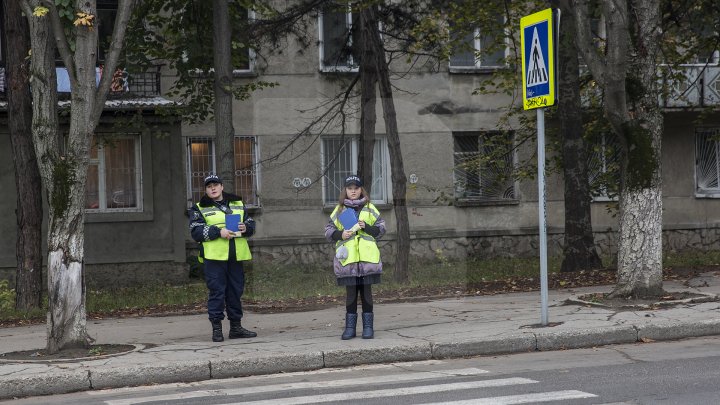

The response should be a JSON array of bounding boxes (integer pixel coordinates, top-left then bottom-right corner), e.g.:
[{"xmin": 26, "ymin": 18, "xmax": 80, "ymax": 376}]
[{"xmin": 325, "ymin": 175, "xmax": 386, "ymax": 340}]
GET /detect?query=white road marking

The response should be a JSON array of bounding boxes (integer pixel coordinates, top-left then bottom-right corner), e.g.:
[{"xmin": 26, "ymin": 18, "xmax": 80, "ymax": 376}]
[
  {"xmin": 104, "ymin": 368, "xmax": 490, "ymax": 405},
  {"xmin": 424, "ymin": 390, "xmax": 598, "ymax": 404},
  {"xmin": 219, "ymin": 378, "xmax": 538, "ymax": 405}
]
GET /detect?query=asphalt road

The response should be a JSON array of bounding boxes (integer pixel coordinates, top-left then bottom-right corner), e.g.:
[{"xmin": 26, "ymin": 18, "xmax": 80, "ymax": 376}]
[{"xmin": 5, "ymin": 336, "xmax": 720, "ymax": 405}]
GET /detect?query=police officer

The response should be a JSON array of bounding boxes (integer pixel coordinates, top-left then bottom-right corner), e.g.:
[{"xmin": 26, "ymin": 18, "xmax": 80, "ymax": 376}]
[{"xmin": 189, "ymin": 174, "xmax": 257, "ymax": 342}]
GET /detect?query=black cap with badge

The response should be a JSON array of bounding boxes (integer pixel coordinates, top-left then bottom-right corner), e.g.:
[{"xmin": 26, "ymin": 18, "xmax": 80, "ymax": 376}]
[
  {"xmin": 344, "ymin": 175, "xmax": 362, "ymax": 187},
  {"xmin": 204, "ymin": 174, "xmax": 223, "ymax": 187}
]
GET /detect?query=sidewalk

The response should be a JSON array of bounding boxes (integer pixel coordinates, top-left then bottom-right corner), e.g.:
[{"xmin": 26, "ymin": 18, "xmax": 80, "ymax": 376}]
[{"xmin": 1, "ymin": 272, "xmax": 720, "ymax": 400}]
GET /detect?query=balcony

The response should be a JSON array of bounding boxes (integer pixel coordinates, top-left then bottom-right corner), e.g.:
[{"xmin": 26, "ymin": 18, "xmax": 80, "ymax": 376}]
[
  {"xmin": 0, "ymin": 65, "xmax": 162, "ymax": 100},
  {"xmin": 579, "ymin": 63, "xmax": 720, "ymax": 109},
  {"xmin": 661, "ymin": 65, "xmax": 720, "ymax": 108}
]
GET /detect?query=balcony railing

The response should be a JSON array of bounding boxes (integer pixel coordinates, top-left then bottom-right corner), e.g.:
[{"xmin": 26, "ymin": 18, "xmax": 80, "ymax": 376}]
[
  {"xmin": 661, "ymin": 65, "xmax": 720, "ymax": 108},
  {"xmin": 0, "ymin": 65, "xmax": 161, "ymax": 100},
  {"xmin": 579, "ymin": 63, "xmax": 720, "ymax": 109}
]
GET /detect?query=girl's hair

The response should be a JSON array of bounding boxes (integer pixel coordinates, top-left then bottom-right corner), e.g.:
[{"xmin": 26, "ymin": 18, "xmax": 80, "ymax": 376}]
[{"xmin": 337, "ymin": 186, "xmax": 368, "ymax": 207}]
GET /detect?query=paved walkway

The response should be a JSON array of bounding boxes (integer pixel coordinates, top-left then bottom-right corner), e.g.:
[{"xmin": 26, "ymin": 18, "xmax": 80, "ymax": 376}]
[{"xmin": 1, "ymin": 272, "xmax": 720, "ymax": 400}]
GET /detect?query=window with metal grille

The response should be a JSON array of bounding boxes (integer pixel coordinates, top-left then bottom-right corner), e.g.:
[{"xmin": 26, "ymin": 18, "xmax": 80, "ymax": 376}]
[
  {"xmin": 321, "ymin": 137, "xmax": 389, "ymax": 205},
  {"xmin": 233, "ymin": 136, "xmax": 259, "ymax": 206},
  {"xmin": 85, "ymin": 133, "xmax": 142, "ymax": 212},
  {"xmin": 186, "ymin": 136, "xmax": 259, "ymax": 207},
  {"xmin": 318, "ymin": 4, "xmax": 358, "ymax": 72},
  {"xmin": 696, "ymin": 128, "xmax": 720, "ymax": 196},
  {"xmin": 588, "ymin": 132, "xmax": 621, "ymax": 201},
  {"xmin": 453, "ymin": 132, "xmax": 515, "ymax": 201}
]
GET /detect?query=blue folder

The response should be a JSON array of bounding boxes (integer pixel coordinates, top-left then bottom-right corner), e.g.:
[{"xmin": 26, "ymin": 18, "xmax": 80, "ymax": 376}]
[
  {"xmin": 338, "ymin": 209, "xmax": 359, "ymax": 230},
  {"xmin": 225, "ymin": 214, "xmax": 241, "ymax": 233}
]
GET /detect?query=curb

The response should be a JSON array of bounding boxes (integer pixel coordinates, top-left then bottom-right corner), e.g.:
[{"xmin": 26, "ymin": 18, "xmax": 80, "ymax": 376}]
[
  {"xmin": 1, "ymin": 321, "xmax": 719, "ymax": 400},
  {"xmin": 0, "ymin": 370, "xmax": 90, "ymax": 399}
]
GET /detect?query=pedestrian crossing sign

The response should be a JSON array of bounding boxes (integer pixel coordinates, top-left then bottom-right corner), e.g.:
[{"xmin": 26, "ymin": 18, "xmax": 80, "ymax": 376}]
[{"xmin": 520, "ymin": 8, "xmax": 557, "ymax": 110}]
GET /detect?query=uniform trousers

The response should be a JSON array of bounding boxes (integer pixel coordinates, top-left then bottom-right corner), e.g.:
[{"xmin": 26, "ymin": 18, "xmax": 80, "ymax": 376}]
[{"xmin": 204, "ymin": 257, "xmax": 245, "ymax": 321}]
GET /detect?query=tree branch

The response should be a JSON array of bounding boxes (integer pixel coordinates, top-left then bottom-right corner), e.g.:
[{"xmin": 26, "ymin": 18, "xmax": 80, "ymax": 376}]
[
  {"xmin": 44, "ymin": 0, "xmax": 76, "ymax": 87},
  {"xmin": 568, "ymin": 0, "xmax": 607, "ymax": 84},
  {"xmin": 91, "ymin": 0, "xmax": 136, "ymax": 124}
]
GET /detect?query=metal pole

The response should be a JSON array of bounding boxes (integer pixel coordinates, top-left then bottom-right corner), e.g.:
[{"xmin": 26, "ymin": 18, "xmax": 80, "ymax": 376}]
[{"xmin": 537, "ymin": 108, "xmax": 548, "ymax": 326}]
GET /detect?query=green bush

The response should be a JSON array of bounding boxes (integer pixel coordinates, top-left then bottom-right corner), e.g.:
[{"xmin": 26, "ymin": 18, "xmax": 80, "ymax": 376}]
[{"xmin": 0, "ymin": 280, "xmax": 15, "ymax": 312}]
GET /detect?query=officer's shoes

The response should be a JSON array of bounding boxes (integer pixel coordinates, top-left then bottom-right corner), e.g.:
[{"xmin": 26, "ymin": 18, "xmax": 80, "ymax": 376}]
[
  {"xmin": 229, "ymin": 321, "xmax": 257, "ymax": 339},
  {"xmin": 211, "ymin": 320, "xmax": 224, "ymax": 342}
]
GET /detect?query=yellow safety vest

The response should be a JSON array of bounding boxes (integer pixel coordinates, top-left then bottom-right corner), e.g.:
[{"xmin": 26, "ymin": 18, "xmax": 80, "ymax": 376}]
[
  {"xmin": 197, "ymin": 200, "xmax": 252, "ymax": 261},
  {"xmin": 330, "ymin": 203, "xmax": 381, "ymax": 266}
]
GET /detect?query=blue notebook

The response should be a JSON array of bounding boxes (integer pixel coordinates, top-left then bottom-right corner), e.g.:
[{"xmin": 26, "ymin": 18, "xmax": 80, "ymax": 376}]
[
  {"xmin": 338, "ymin": 209, "xmax": 359, "ymax": 231},
  {"xmin": 225, "ymin": 214, "xmax": 242, "ymax": 234}
]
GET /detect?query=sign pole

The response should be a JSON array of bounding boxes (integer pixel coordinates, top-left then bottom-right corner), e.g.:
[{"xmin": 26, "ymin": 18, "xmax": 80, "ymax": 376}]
[
  {"xmin": 521, "ymin": 7, "xmax": 557, "ymax": 327},
  {"xmin": 537, "ymin": 108, "xmax": 548, "ymax": 326}
]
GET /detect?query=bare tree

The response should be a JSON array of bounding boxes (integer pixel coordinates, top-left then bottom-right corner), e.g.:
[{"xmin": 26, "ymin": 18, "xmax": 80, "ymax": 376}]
[
  {"xmin": 552, "ymin": 0, "xmax": 603, "ymax": 273},
  {"xmin": 21, "ymin": 0, "xmax": 136, "ymax": 353},
  {"xmin": 357, "ymin": 5, "xmax": 378, "ymax": 194},
  {"xmin": 356, "ymin": 1, "xmax": 410, "ymax": 282},
  {"xmin": 248, "ymin": 0, "xmax": 432, "ymax": 281},
  {"xmin": 4, "ymin": 0, "xmax": 44, "ymax": 310}
]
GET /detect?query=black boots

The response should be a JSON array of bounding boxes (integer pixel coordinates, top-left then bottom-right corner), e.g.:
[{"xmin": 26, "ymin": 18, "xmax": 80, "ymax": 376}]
[
  {"xmin": 341, "ymin": 313, "xmax": 358, "ymax": 340},
  {"xmin": 229, "ymin": 320, "xmax": 257, "ymax": 339},
  {"xmin": 211, "ymin": 320, "xmax": 256, "ymax": 341},
  {"xmin": 211, "ymin": 320, "xmax": 224, "ymax": 342},
  {"xmin": 361, "ymin": 312, "xmax": 374, "ymax": 339}
]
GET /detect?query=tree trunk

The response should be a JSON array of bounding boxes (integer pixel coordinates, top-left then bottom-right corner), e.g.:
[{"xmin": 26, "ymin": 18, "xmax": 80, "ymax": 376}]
[
  {"xmin": 554, "ymin": 0, "xmax": 602, "ymax": 273},
  {"xmin": 611, "ymin": 0, "xmax": 664, "ymax": 298},
  {"xmin": 5, "ymin": 0, "xmax": 44, "ymax": 310},
  {"xmin": 213, "ymin": 0, "xmax": 236, "ymax": 193},
  {"xmin": 366, "ymin": 5, "xmax": 410, "ymax": 283},
  {"xmin": 23, "ymin": 0, "xmax": 86, "ymax": 353},
  {"xmin": 23, "ymin": 0, "xmax": 136, "ymax": 353},
  {"xmin": 358, "ymin": 6, "xmax": 378, "ymax": 195},
  {"xmin": 571, "ymin": 0, "xmax": 664, "ymax": 298}
]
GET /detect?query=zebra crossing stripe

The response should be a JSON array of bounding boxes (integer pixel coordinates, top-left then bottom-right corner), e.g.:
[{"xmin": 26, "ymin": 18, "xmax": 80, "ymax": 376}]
[
  {"xmin": 424, "ymin": 390, "xmax": 598, "ymax": 404},
  {"xmin": 220, "ymin": 378, "xmax": 538, "ymax": 405},
  {"xmin": 104, "ymin": 368, "xmax": 491, "ymax": 405}
]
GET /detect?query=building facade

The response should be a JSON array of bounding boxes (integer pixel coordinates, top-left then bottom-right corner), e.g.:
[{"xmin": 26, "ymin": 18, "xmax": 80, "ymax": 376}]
[{"xmin": 2, "ymin": 4, "xmax": 720, "ymax": 288}]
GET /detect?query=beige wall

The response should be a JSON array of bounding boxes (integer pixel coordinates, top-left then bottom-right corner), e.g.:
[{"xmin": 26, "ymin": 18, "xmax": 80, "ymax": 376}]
[{"xmin": 177, "ymin": 13, "xmax": 720, "ymax": 255}]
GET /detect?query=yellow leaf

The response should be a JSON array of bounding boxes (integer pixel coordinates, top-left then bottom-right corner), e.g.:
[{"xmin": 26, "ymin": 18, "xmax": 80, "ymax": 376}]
[
  {"xmin": 33, "ymin": 6, "xmax": 49, "ymax": 17},
  {"xmin": 74, "ymin": 12, "xmax": 95, "ymax": 28}
]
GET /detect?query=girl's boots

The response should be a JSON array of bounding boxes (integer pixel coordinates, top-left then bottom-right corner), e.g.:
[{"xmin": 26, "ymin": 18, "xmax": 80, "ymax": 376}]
[
  {"xmin": 361, "ymin": 312, "xmax": 374, "ymax": 339},
  {"xmin": 341, "ymin": 313, "xmax": 358, "ymax": 340}
]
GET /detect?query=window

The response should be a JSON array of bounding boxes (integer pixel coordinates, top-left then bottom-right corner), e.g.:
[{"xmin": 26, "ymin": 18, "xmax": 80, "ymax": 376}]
[
  {"xmin": 233, "ymin": 136, "xmax": 259, "ymax": 206},
  {"xmin": 186, "ymin": 136, "xmax": 260, "ymax": 207},
  {"xmin": 54, "ymin": 1, "xmax": 129, "ymax": 94},
  {"xmin": 322, "ymin": 137, "xmax": 390, "ymax": 205},
  {"xmin": 696, "ymin": 128, "xmax": 720, "ymax": 197},
  {"xmin": 233, "ymin": 9, "xmax": 256, "ymax": 74},
  {"xmin": 85, "ymin": 134, "xmax": 142, "ymax": 212},
  {"xmin": 97, "ymin": 1, "xmax": 118, "ymax": 62},
  {"xmin": 318, "ymin": 4, "xmax": 358, "ymax": 72},
  {"xmin": 449, "ymin": 13, "xmax": 506, "ymax": 71},
  {"xmin": 453, "ymin": 132, "xmax": 515, "ymax": 201},
  {"xmin": 174, "ymin": 3, "xmax": 253, "ymax": 73},
  {"xmin": 588, "ymin": 132, "xmax": 620, "ymax": 201}
]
